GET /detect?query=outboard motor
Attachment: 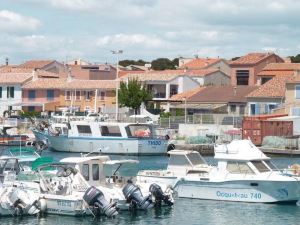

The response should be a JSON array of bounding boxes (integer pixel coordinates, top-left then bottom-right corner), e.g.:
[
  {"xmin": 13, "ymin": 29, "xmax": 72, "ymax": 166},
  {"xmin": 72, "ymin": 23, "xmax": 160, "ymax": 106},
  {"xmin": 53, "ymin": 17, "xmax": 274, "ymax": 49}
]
[
  {"xmin": 83, "ymin": 186, "xmax": 118, "ymax": 217},
  {"xmin": 122, "ymin": 183, "xmax": 153, "ymax": 210},
  {"xmin": 149, "ymin": 183, "xmax": 174, "ymax": 206}
]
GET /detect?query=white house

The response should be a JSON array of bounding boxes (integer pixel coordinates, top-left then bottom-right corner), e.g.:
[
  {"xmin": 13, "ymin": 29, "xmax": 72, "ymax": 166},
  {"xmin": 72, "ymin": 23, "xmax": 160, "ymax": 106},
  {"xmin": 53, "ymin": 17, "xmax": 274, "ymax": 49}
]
[
  {"xmin": 122, "ymin": 70, "xmax": 201, "ymax": 112},
  {"xmin": 0, "ymin": 73, "xmax": 32, "ymax": 115}
]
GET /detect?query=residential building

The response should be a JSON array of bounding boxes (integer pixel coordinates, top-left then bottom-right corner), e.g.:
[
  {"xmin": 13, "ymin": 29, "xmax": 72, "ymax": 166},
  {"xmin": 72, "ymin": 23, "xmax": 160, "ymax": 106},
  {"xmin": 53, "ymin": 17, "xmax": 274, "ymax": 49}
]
[
  {"xmin": 230, "ymin": 53, "xmax": 284, "ymax": 86},
  {"xmin": 246, "ymin": 76, "xmax": 290, "ymax": 115},
  {"xmin": 283, "ymin": 73, "xmax": 300, "ymax": 116},
  {"xmin": 122, "ymin": 70, "xmax": 201, "ymax": 111},
  {"xmin": 18, "ymin": 60, "xmax": 66, "ymax": 75},
  {"xmin": 67, "ymin": 58, "xmax": 90, "ymax": 66},
  {"xmin": 169, "ymin": 86, "xmax": 258, "ymax": 115},
  {"xmin": 68, "ymin": 64, "xmax": 117, "ymax": 80},
  {"xmin": 22, "ymin": 78, "xmax": 117, "ymax": 113},
  {"xmin": 179, "ymin": 57, "xmax": 231, "ymax": 76},
  {"xmin": 257, "ymin": 63, "xmax": 300, "ymax": 85}
]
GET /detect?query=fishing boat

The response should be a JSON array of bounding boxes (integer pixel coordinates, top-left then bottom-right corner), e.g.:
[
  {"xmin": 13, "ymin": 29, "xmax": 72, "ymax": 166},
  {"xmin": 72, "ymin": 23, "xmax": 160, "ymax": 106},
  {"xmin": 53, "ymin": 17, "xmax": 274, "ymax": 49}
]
[
  {"xmin": 137, "ymin": 139, "xmax": 300, "ymax": 203},
  {"xmin": 32, "ymin": 120, "xmax": 170, "ymax": 155},
  {"xmin": 60, "ymin": 155, "xmax": 174, "ymax": 210}
]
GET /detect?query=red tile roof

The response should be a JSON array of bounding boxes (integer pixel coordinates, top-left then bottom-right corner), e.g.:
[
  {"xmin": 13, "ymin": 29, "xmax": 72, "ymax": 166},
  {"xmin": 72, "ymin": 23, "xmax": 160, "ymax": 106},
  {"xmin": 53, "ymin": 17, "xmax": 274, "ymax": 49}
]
[
  {"xmin": 187, "ymin": 85, "xmax": 258, "ymax": 103},
  {"xmin": 0, "ymin": 73, "xmax": 32, "ymax": 84},
  {"xmin": 257, "ymin": 70, "xmax": 294, "ymax": 77},
  {"xmin": 230, "ymin": 53, "xmax": 282, "ymax": 66},
  {"xmin": 22, "ymin": 78, "xmax": 117, "ymax": 90},
  {"xmin": 247, "ymin": 75, "xmax": 291, "ymax": 98},
  {"xmin": 262, "ymin": 63, "xmax": 300, "ymax": 70},
  {"xmin": 19, "ymin": 60, "xmax": 55, "ymax": 69},
  {"xmin": 169, "ymin": 87, "xmax": 205, "ymax": 101},
  {"xmin": 179, "ymin": 58, "xmax": 222, "ymax": 69}
]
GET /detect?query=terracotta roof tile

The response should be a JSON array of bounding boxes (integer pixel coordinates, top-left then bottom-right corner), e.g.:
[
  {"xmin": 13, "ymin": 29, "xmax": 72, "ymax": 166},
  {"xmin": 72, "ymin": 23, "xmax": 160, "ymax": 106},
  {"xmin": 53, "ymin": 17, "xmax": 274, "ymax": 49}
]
[
  {"xmin": 0, "ymin": 73, "xmax": 32, "ymax": 84},
  {"xmin": 188, "ymin": 85, "xmax": 258, "ymax": 103},
  {"xmin": 122, "ymin": 69, "xmax": 223, "ymax": 81},
  {"xmin": 257, "ymin": 70, "xmax": 294, "ymax": 77},
  {"xmin": 19, "ymin": 60, "xmax": 55, "ymax": 69},
  {"xmin": 22, "ymin": 78, "xmax": 117, "ymax": 90},
  {"xmin": 262, "ymin": 63, "xmax": 300, "ymax": 70},
  {"xmin": 169, "ymin": 87, "xmax": 205, "ymax": 101},
  {"xmin": 179, "ymin": 58, "xmax": 222, "ymax": 69},
  {"xmin": 230, "ymin": 53, "xmax": 281, "ymax": 66},
  {"xmin": 286, "ymin": 74, "xmax": 300, "ymax": 83},
  {"xmin": 247, "ymin": 76, "xmax": 291, "ymax": 98}
]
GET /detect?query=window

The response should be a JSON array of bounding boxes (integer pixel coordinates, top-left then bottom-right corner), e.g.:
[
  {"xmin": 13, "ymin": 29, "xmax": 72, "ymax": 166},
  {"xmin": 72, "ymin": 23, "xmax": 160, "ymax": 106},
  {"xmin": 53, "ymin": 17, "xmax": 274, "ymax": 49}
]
[
  {"xmin": 186, "ymin": 153, "xmax": 206, "ymax": 166},
  {"xmin": 75, "ymin": 91, "xmax": 81, "ymax": 100},
  {"xmin": 296, "ymin": 86, "xmax": 300, "ymax": 99},
  {"xmin": 7, "ymin": 86, "xmax": 14, "ymax": 99},
  {"xmin": 28, "ymin": 90, "xmax": 36, "ymax": 100},
  {"xmin": 100, "ymin": 91, "xmax": 105, "ymax": 101},
  {"xmin": 28, "ymin": 106, "xmax": 35, "ymax": 112},
  {"xmin": 261, "ymin": 77, "xmax": 272, "ymax": 85},
  {"xmin": 264, "ymin": 160, "xmax": 277, "ymax": 170},
  {"xmin": 92, "ymin": 164, "xmax": 100, "ymax": 181},
  {"xmin": 239, "ymin": 105, "xmax": 245, "ymax": 115},
  {"xmin": 292, "ymin": 107, "xmax": 300, "ymax": 116},
  {"xmin": 100, "ymin": 126, "xmax": 122, "ymax": 137},
  {"xmin": 236, "ymin": 70, "xmax": 249, "ymax": 85},
  {"xmin": 250, "ymin": 103, "xmax": 260, "ymax": 115},
  {"xmin": 47, "ymin": 89, "xmax": 54, "ymax": 101},
  {"xmin": 0, "ymin": 87, "xmax": 2, "ymax": 98},
  {"xmin": 82, "ymin": 164, "xmax": 89, "ymax": 181},
  {"xmin": 227, "ymin": 162, "xmax": 254, "ymax": 174},
  {"xmin": 230, "ymin": 105, "xmax": 236, "ymax": 113},
  {"xmin": 125, "ymin": 125, "xmax": 152, "ymax": 138},
  {"xmin": 85, "ymin": 91, "xmax": 92, "ymax": 100},
  {"xmin": 251, "ymin": 161, "xmax": 270, "ymax": 173},
  {"xmin": 169, "ymin": 155, "xmax": 191, "ymax": 167},
  {"xmin": 77, "ymin": 125, "xmax": 92, "ymax": 135},
  {"xmin": 65, "ymin": 90, "xmax": 71, "ymax": 100}
]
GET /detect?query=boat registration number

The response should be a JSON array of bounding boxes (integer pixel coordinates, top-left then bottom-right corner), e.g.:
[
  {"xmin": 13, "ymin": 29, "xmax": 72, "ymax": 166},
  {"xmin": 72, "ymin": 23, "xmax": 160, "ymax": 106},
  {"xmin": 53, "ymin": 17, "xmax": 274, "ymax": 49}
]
[
  {"xmin": 148, "ymin": 140, "xmax": 161, "ymax": 145},
  {"xmin": 57, "ymin": 200, "xmax": 72, "ymax": 207},
  {"xmin": 216, "ymin": 191, "xmax": 262, "ymax": 199}
]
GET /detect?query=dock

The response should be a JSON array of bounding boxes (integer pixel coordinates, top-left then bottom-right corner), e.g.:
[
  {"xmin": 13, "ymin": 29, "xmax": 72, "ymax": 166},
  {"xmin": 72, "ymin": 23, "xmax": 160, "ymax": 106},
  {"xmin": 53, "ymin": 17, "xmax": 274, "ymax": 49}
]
[{"xmin": 259, "ymin": 147, "xmax": 300, "ymax": 156}]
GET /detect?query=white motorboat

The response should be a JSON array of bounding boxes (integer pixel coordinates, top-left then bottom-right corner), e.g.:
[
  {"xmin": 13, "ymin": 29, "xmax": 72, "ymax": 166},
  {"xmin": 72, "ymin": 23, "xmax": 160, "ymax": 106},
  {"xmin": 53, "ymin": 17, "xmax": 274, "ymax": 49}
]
[
  {"xmin": 32, "ymin": 121, "xmax": 169, "ymax": 155},
  {"xmin": 60, "ymin": 155, "xmax": 174, "ymax": 210},
  {"xmin": 137, "ymin": 139, "xmax": 300, "ymax": 203},
  {"xmin": 8, "ymin": 163, "xmax": 119, "ymax": 217},
  {"xmin": 0, "ymin": 186, "xmax": 40, "ymax": 216}
]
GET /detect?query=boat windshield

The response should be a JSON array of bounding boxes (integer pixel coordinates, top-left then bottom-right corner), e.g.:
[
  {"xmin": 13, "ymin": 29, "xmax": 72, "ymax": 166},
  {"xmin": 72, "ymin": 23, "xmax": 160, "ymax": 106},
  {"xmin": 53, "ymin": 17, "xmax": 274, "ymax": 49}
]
[
  {"xmin": 251, "ymin": 161, "xmax": 271, "ymax": 173},
  {"xmin": 126, "ymin": 124, "xmax": 152, "ymax": 138},
  {"xmin": 227, "ymin": 162, "xmax": 255, "ymax": 174},
  {"xmin": 186, "ymin": 152, "xmax": 206, "ymax": 166},
  {"xmin": 263, "ymin": 160, "xmax": 278, "ymax": 171},
  {"xmin": 169, "ymin": 155, "xmax": 191, "ymax": 167}
]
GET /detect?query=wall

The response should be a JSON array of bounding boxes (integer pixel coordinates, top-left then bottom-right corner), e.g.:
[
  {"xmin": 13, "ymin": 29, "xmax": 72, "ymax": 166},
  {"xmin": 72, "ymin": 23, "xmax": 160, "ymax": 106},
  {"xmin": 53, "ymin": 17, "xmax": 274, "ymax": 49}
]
[
  {"xmin": 178, "ymin": 123, "xmax": 235, "ymax": 137},
  {"xmin": 203, "ymin": 71, "xmax": 230, "ymax": 86},
  {"xmin": 0, "ymin": 84, "xmax": 22, "ymax": 114},
  {"xmin": 208, "ymin": 60, "xmax": 231, "ymax": 76},
  {"xmin": 23, "ymin": 89, "xmax": 60, "ymax": 103}
]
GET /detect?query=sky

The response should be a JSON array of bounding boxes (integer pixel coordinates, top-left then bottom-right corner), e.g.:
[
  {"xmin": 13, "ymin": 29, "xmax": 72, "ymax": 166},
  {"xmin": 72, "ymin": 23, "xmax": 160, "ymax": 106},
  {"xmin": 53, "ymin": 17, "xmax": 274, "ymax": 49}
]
[{"xmin": 0, "ymin": 0, "xmax": 300, "ymax": 64}]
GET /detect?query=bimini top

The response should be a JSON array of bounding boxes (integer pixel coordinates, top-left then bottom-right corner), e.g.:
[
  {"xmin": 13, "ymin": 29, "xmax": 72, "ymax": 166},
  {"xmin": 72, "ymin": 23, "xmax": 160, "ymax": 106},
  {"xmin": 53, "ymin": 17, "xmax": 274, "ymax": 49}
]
[
  {"xmin": 214, "ymin": 139, "xmax": 270, "ymax": 161},
  {"xmin": 60, "ymin": 155, "xmax": 110, "ymax": 164}
]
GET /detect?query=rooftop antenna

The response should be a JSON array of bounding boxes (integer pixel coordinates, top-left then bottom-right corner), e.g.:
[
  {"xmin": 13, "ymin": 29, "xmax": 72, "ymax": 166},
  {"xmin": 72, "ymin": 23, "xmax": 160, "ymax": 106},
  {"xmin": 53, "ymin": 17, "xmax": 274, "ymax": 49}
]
[{"xmin": 5, "ymin": 57, "xmax": 9, "ymax": 66}]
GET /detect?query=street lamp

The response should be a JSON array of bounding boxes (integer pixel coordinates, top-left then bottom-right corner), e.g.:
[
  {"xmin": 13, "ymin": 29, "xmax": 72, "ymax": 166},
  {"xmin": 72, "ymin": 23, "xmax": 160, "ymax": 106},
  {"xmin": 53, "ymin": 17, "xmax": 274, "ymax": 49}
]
[{"xmin": 111, "ymin": 50, "xmax": 123, "ymax": 121}]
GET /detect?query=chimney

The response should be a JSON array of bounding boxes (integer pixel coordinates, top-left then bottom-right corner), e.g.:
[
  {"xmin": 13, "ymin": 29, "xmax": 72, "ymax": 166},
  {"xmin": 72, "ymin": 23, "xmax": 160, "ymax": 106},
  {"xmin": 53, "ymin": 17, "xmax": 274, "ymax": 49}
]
[
  {"xmin": 5, "ymin": 57, "xmax": 8, "ymax": 66},
  {"xmin": 233, "ymin": 86, "xmax": 237, "ymax": 96},
  {"xmin": 32, "ymin": 68, "xmax": 38, "ymax": 81}
]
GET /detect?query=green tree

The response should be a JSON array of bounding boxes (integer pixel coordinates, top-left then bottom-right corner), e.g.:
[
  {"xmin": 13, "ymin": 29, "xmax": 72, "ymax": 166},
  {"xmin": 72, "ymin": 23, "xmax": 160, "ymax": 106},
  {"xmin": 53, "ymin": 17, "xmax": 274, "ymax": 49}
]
[
  {"xmin": 290, "ymin": 54, "xmax": 300, "ymax": 63},
  {"xmin": 151, "ymin": 58, "xmax": 177, "ymax": 70},
  {"xmin": 118, "ymin": 78, "xmax": 152, "ymax": 114},
  {"xmin": 119, "ymin": 59, "xmax": 149, "ymax": 67}
]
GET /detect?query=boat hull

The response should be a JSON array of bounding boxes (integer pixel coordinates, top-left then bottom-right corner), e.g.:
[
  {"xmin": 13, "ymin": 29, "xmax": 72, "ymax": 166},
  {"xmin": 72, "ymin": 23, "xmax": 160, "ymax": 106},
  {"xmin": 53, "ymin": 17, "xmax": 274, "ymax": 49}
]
[
  {"xmin": 175, "ymin": 179, "xmax": 300, "ymax": 203},
  {"xmin": 33, "ymin": 130, "xmax": 168, "ymax": 155}
]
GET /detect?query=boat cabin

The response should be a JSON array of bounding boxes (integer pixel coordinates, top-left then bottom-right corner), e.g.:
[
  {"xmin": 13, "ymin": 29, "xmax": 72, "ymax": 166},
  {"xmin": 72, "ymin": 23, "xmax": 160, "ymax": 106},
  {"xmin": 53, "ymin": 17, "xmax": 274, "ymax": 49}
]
[
  {"xmin": 60, "ymin": 156, "xmax": 138, "ymax": 187},
  {"xmin": 52, "ymin": 121, "xmax": 156, "ymax": 139},
  {"xmin": 214, "ymin": 140, "xmax": 278, "ymax": 176},
  {"xmin": 167, "ymin": 150, "xmax": 210, "ymax": 175}
]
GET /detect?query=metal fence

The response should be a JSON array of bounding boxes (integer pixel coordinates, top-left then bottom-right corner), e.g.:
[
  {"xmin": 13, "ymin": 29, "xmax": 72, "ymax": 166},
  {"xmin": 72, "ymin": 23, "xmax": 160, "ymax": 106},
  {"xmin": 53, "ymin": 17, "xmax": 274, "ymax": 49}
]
[{"xmin": 159, "ymin": 114, "xmax": 243, "ymax": 129}]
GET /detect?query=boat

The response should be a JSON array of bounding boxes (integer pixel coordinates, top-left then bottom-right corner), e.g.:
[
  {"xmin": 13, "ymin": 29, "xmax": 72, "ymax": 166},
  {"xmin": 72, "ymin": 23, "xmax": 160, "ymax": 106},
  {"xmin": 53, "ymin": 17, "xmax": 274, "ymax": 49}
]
[
  {"xmin": 32, "ymin": 120, "xmax": 169, "ymax": 155},
  {"xmin": 60, "ymin": 155, "xmax": 174, "ymax": 210},
  {"xmin": 137, "ymin": 139, "xmax": 300, "ymax": 203},
  {"xmin": 8, "ymin": 163, "xmax": 119, "ymax": 217}
]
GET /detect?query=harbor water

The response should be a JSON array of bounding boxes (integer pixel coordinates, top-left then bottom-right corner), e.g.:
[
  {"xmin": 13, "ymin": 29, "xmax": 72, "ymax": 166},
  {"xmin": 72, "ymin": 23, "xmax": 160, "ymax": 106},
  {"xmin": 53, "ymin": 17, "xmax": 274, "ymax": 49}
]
[{"xmin": 1, "ymin": 149, "xmax": 300, "ymax": 225}]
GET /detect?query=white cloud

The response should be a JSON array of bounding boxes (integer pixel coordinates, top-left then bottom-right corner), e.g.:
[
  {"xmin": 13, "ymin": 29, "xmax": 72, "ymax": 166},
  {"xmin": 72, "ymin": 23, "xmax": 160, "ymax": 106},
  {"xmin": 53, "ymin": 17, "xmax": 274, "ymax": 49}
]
[
  {"xmin": 0, "ymin": 10, "xmax": 41, "ymax": 32},
  {"xmin": 96, "ymin": 33, "xmax": 164, "ymax": 48}
]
